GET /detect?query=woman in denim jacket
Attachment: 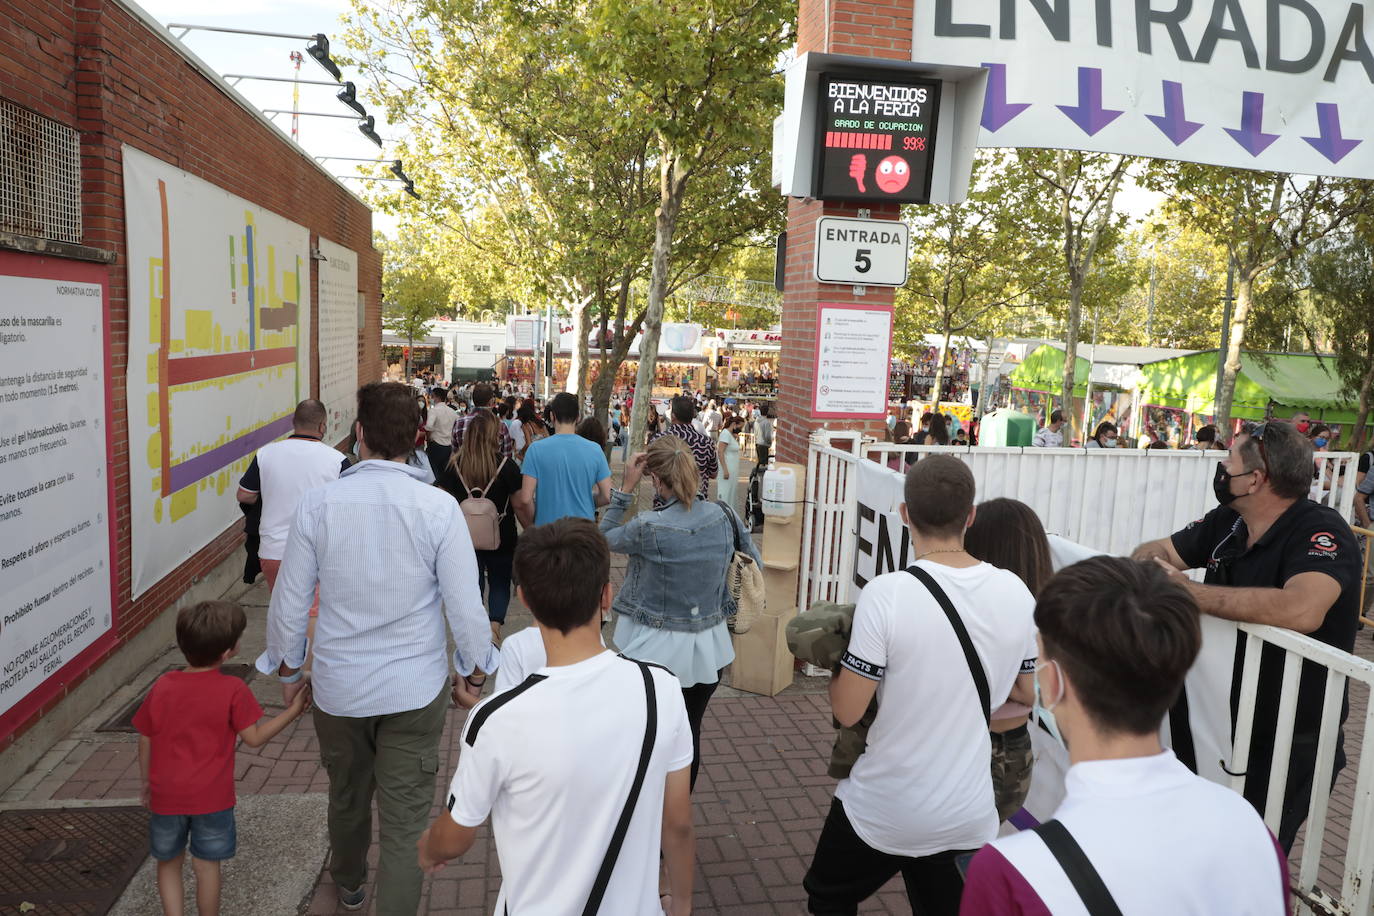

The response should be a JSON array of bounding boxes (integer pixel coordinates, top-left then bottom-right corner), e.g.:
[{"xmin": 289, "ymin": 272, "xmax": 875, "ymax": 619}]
[{"xmin": 601, "ymin": 436, "xmax": 761, "ymax": 790}]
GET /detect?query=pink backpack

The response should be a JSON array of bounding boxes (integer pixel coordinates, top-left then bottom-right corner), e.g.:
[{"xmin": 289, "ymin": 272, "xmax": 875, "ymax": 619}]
[{"xmin": 457, "ymin": 459, "xmax": 507, "ymax": 550}]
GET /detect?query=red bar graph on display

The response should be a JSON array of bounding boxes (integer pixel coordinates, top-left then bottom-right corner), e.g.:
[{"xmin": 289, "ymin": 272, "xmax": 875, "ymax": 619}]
[{"xmin": 825, "ymin": 132, "xmax": 893, "ymax": 150}]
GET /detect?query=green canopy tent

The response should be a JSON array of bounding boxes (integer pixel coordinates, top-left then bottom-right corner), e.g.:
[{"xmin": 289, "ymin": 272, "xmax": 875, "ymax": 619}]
[
  {"xmin": 1137, "ymin": 350, "xmax": 1359, "ymax": 424},
  {"xmin": 1007, "ymin": 344, "xmax": 1092, "ymax": 400}
]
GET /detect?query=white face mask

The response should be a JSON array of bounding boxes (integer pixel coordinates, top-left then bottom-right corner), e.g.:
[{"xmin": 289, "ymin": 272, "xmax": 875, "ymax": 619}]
[
  {"xmin": 1033, "ymin": 660, "xmax": 1067, "ymax": 747},
  {"xmin": 1102, "ymin": 437, "xmax": 1117, "ymax": 448}
]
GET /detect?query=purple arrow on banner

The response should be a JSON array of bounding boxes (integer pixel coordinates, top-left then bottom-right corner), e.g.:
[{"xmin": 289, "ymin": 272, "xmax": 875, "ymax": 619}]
[
  {"xmin": 1145, "ymin": 80, "xmax": 1203, "ymax": 146},
  {"xmin": 1056, "ymin": 67, "xmax": 1123, "ymax": 136},
  {"xmin": 1224, "ymin": 91, "xmax": 1281, "ymax": 157},
  {"xmin": 1303, "ymin": 103, "xmax": 1362, "ymax": 164},
  {"xmin": 981, "ymin": 62, "xmax": 1030, "ymax": 132}
]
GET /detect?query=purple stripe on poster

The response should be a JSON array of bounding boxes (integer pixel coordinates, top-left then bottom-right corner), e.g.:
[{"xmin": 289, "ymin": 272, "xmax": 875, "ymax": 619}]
[{"xmin": 167, "ymin": 414, "xmax": 293, "ymax": 493}]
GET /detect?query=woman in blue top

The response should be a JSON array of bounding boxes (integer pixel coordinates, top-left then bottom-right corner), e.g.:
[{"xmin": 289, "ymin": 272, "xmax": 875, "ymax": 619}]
[{"xmin": 601, "ymin": 436, "xmax": 761, "ymax": 790}]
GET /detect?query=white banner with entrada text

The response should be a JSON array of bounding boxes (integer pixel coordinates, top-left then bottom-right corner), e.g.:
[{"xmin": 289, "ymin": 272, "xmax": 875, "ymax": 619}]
[{"xmin": 914, "ymin": 1, "xmax": 1374, "ymax": 179}]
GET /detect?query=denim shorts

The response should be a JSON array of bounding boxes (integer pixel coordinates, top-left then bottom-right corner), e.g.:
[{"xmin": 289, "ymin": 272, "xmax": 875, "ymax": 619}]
[{"xmin": 148, "ymin": 807, "xmax": 237, "ymax": 861}]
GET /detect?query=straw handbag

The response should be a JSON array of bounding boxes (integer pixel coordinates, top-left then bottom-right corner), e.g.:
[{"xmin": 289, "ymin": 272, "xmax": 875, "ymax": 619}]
[{"xmin": 717, "ymin": 501, "xmax": 765, "ymax": 634}]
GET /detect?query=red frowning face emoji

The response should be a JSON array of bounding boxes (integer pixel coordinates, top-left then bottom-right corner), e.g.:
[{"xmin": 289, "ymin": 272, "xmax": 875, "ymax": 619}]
[{"xmin": 875, "ymin": 156, "xmax": 911, "ymax": 193}]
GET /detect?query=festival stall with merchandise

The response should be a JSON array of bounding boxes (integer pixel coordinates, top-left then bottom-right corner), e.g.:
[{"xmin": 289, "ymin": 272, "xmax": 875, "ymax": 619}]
[{"xmin": 1136, "ymin": 350, "xmax": 1367, "ymax": 444}]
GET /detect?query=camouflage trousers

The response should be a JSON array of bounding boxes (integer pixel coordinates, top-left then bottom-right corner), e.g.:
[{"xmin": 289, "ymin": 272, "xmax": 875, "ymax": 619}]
[{"xmin": 990, "ymin": 723, "xmax": 1034, "ymax": 822}]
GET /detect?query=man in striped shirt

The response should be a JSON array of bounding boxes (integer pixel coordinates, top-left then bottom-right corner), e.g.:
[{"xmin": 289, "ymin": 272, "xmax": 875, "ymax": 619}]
[
  {"xmin": 651, "ymin": 395, "xmax": 718, "ymax": 504},
  {"xmin": 451, "ymin": 383, "xmax": 514, "ymax": 460}
]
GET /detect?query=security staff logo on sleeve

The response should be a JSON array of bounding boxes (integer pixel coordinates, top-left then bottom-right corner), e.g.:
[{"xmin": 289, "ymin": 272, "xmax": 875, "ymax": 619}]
[{"xmin": 1310, "ymin": 532, "xmax": 1339, "ymax": 557}]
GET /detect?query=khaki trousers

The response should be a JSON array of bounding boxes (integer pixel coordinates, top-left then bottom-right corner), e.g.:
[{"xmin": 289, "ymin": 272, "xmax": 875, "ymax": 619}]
[{"xmin": 313, "ymin": 683, "xmax": 448, "ymax": 916}]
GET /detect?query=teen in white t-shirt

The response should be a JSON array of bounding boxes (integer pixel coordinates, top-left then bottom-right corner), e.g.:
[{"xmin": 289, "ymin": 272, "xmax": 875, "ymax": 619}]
[
  {"xmin": 960, "ymin": 557, "xmax": 1288, "ymax": 916},
  {"xmin": 420, "ymin": 519, "xmax": 696, "ymax": 916},
  {"xmin": 805, "ymin": 456, "xmax": 1037, "ymax": 916},
  {"xmin": 836, "ymin": 561, "xmax": 1037, "ymax": 855},
  {"xmin": 494, "ymin": 624, "xmax": 608, "ymax": 694}
]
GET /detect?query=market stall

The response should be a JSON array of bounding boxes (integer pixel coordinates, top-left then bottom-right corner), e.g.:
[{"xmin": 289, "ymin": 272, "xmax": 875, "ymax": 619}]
[
  {"xmin": 706, "ymin": 329, "xmax": 780, "ymax": 396},
  {"xmin": 1136, "ymin": 350, "xmax": 1366, "ymax": 443},
  {"xmin": 1007, "ymin": 344, "xmax": 1132, "ymax": 437},
  {"xmin": 382, "ymin": 333, "xmax": 444, "ymax": 378},
  {"xmin": 500, "ymin": 316, "xmax": 708, "ymax": 394}
]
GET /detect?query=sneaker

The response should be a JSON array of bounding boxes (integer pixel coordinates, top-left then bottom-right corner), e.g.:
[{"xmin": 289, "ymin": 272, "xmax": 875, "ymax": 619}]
[{"xmin": 338, "ymin": 886, "xmax": 366, "ymax": 911}]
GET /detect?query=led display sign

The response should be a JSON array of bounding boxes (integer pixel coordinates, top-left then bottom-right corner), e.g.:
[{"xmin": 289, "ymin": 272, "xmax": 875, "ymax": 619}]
[{"xmin": 815, "ymin": 73, "xmax": 942, "ymax": 204}]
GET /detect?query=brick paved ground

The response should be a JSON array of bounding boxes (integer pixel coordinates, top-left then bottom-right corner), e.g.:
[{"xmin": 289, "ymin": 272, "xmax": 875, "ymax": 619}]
[{"xmin": 6, "ymin": 452, "xmax": 1373, "ymax": 914}]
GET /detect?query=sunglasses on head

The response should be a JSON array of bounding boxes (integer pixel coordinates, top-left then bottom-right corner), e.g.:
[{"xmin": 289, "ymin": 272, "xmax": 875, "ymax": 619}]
[{"xmin": 1240, "ymin": 421, "xmax": 1270, "ymax": 476}]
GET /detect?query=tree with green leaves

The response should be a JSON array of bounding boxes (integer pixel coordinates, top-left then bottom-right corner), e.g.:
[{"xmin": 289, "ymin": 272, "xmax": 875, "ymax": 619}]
[
  {"xmin": 556, "ymin": 0, "xmax": 790, "ymax": 450},
  {"xmin": 1110, "ymin": 225, "xmax": 1227, "ymax": 349},
  {"xmin": 379, "ymin": 233, "xmax": 452, "ymax": 379},
  {"xmin": 343, "ymin": 0, "xmax": 786, "ymax": 440},
  {"xmin": 897, "ymin": 152, "xmax": 1055, "ymax": 403},
  {"xmin": 1015, "ymin": 150, "xmax": 1132, "ymax": 433},
  {"xmin": 1144, "ymin": 164, "xmax": 1373, "ymax": 435},
  {"xmin": 1294, "ymin": 231, "xmax": 1374, "ymax": 451}
]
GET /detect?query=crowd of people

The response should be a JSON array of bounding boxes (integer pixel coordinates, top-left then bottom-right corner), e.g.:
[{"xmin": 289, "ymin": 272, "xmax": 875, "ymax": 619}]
[{"xmin": 129, "ymin": 380, "xmax": 1362, "ymax": 916}]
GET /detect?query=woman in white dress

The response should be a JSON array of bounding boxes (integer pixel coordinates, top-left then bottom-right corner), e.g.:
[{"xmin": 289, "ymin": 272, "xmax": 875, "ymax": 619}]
[{"xmin": 716, "ymin": 414, "xmax": 745, "ymax": 510}]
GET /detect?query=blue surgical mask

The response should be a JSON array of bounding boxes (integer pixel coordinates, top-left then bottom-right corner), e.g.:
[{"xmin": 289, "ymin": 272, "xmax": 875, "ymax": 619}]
[
  {"xmin": 1314, "ymin": 437, "xmax": 1329, "ymax": 449},
  {"xmin": 1033, "ymin": 660, "xmax": 1066, "ymax": 747}
]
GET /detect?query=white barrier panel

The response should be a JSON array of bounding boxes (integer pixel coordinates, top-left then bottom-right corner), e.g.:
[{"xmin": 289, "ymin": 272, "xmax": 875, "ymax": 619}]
[{"xmin": 864, "ymin": 444, "xmax": 1357, "ymax": 560}]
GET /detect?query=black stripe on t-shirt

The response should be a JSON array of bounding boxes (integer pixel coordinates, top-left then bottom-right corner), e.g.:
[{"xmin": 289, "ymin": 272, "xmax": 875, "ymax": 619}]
[
  {"xmin": 447, "ymin": 793, "xmax": 456, "ymax": 812},
  {"xmin": 840, "ymin": 651, "xmax": 884, "ymax": 680},
  {"xmin": 619, "ymin": 654, "xmax": 673, "ymax": 678},
  {"xmin": 464, "ymin": 674, "xmax": 547, "ymax": 747}
]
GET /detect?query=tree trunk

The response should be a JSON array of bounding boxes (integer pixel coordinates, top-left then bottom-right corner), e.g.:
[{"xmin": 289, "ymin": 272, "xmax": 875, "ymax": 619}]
[
  {"xmin": 568, "ymin": 298, "xmax": 591, "ymax": 405},
  {"xmin": 406, "ymin": 329, "xmax": 414, "ymax": 381},
  {"xmin": 627, "ymin": 150, "xmax": 687, "ymax": 454},
  {"xmin": 979, "ymin": 334, "xmax": 997, "ymax": 413},
  {"xmin": 1213, "ymin": 274, "xmax": 1254, "ymax": 439},
  {"xmin": 930, "ymin": 325, "xmax": 952, "ymax": 412},
  {"xmin": 1352, "ymin": 341, "xmax": 1374, "ymax": 452},
  {"xmin": 1062, "ymin": 274, "xmax": 1084, "ymax": 434}
]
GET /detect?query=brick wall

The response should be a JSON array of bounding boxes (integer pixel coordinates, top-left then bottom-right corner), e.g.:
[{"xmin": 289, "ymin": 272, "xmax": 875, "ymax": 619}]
[
  {"xmin": 775, "ymin": 0, "xmax": 913, "ymax": 463},
  {"xmin": 0, "ymin": 0, "xmax": 382, "ymax": 748}
]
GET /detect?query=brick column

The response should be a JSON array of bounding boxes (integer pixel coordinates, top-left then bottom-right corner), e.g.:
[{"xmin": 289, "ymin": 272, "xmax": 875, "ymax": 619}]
[{"xmin": 775, "ymin": 0, "xmax": 914, "ymax": 464}]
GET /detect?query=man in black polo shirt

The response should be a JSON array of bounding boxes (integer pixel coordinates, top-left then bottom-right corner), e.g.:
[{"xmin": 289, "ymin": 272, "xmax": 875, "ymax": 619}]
[{"xmin": 1133, "ymin": 420, "xmax": 1360, "ymax": 852}]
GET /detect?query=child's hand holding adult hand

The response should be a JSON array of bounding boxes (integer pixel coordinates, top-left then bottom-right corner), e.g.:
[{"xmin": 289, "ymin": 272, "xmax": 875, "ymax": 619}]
[{"xmin": 283, "ymin": 677, "xmax": 309, "ymax": 713}]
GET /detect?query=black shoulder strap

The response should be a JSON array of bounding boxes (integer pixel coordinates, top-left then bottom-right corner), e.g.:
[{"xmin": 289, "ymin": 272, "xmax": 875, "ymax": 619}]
[
  {"xmin": 904, "ymin": 566, "xmax": 990, "ymax": 726},
  {"xmin": 715, "ymin": 499, "xmax": 743, "ymax": 554},
  {"xmin": 1031, "ymin": 820, "xmax": 1125, "ymax": 916},
  {"xmin": 582, "ymin": 658, "xmax": 657, "ymax": 915}
]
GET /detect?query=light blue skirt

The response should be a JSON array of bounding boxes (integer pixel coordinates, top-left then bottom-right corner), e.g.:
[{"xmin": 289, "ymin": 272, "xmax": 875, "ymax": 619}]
[{"xmin": 613, "ymin": 615, "xmax": 735, "ymax": 689}]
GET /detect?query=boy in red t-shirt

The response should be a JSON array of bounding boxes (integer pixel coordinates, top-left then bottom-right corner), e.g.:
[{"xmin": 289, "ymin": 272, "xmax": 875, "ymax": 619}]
[{"xmin": 134, "ymin": 600, "xmax": 310, "ymax": 915}]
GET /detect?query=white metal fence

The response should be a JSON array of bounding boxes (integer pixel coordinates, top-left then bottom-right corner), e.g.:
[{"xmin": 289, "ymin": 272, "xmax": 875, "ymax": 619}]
[{"xmin": 796, "ymin": 431, "xmax": 1372, "ymax": 915}]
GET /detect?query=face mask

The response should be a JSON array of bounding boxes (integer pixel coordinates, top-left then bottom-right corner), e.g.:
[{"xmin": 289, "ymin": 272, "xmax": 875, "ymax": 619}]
[
  {"xmin": 1314, "ymin": 437, "xmax": 1329, "ymax": 449},
  {"xmin": 1296, "ymin": 421, "xmax": 1311, "ymax": 434},
  {"xmin": 1213, "ymin": 461, "xmax": 1256, "ymax": 507},
  {"xmin": 1033, "ymin": 660, "xmax": 1066, "ymax": 747},
  {"xmin": 1102, "ymin": 437, "xmax": 1117, "ymax": 448}
]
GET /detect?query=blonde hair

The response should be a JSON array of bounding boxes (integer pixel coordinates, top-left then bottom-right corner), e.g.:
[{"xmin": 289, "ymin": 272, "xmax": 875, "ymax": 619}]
[{"xmin": 644, "ymin": 436, "xmax": 699, "ymax": 508}]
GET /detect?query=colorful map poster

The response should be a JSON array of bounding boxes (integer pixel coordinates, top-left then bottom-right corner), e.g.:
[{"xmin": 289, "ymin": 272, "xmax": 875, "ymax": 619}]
[
  {"xmin": 122, "ymin": 146, "xmax": 311, "ymax": 599},
  {"xmin": 316, "ymin": 237, "xmax": 359, "ymax": 445}
]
